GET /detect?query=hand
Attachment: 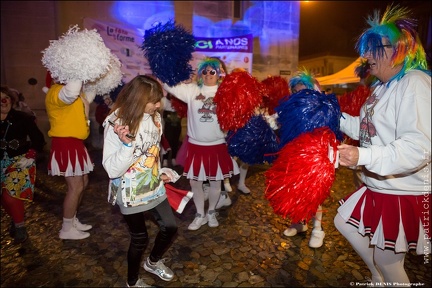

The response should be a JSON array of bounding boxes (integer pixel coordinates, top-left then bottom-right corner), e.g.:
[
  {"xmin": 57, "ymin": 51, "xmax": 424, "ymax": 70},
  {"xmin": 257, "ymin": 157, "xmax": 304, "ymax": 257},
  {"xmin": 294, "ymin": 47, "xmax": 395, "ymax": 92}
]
[
  {"xmin": 112, "ymin": 123, "xmax": 133, "ymax": 145},
  {"xmin": 337, "ymin": 144, "xmax": 359, "ymax": 167},
  {"xmin": 16, "ymin": 157, "xmax": 34, "ymax": 168}
]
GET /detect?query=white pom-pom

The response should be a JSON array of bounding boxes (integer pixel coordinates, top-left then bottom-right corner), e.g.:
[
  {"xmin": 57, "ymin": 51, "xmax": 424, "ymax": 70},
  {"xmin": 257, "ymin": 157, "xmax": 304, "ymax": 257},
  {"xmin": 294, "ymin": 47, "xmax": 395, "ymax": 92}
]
[
  {"xmin": 41, "ymin": 25, "xmax": 112, "ymax": 83},
  {"xmin": 83, "ymin": 53, "xmax": 123, "ymax": 96}
]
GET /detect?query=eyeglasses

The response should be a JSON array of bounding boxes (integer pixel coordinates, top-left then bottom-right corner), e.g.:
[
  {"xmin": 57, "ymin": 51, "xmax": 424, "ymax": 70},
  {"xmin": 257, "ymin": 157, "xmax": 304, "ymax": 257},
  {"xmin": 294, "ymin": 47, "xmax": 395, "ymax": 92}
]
[
  {"xmin": 202, "ymin": 69, "xmax": 217, "ymax": 76},
  {"xmin": 376, "ymin": 44, "xmax": 393, "ymax": 48}
]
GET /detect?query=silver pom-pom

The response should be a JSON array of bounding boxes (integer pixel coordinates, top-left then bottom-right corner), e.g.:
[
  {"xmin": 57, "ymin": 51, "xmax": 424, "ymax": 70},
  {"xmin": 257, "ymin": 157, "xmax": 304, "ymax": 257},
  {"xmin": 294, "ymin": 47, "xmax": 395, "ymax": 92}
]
[
  {"xmin": 41, "ymin": 25, "xmax": 112, "ymax": 83},
  {"xmin": 83, "ymin": 53, "xmax": 123, "ymax": 96}
]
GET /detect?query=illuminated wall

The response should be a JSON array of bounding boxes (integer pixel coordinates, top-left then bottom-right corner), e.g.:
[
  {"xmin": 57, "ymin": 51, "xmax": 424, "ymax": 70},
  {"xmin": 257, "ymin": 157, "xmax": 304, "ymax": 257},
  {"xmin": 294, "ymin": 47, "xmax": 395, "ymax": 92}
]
[{"xmin": 110, "ymin": 0, "xmax": 300, "ymax": 79}]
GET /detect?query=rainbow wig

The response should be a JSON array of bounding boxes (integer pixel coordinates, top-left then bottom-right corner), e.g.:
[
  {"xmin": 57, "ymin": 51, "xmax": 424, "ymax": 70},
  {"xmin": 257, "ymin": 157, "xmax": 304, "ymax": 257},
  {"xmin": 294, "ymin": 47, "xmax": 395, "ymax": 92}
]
[
  {"xmin": 196, "ymin": 57, "xmax": 224, "ymax": 87},
  {"xmin": 289, "ymin": 67, "xmax": 321, "ymax": 93},
  {"xmin": 355, "ymin": 4, "xmax": 429, "ymax": 84}
]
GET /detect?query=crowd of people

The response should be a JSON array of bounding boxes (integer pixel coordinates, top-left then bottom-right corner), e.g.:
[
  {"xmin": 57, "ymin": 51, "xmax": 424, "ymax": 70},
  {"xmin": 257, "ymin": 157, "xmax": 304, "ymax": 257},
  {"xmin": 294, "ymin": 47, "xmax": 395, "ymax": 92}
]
[{"xmin": 1, "ymin": 3, "xmax": 430, "ymax": 288}]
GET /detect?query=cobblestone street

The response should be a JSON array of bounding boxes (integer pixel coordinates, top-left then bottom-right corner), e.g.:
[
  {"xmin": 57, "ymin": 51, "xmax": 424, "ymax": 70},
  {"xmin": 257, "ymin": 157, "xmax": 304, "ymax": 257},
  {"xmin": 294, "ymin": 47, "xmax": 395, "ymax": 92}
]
[{"xmin": 1, "ymin": 149, "xmax": 431, "ymax": 287}]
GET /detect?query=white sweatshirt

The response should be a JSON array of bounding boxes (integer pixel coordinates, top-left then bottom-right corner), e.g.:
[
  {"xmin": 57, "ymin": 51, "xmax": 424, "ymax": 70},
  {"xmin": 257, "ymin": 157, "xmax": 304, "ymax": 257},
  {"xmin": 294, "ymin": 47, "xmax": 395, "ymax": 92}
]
[
  {"xmin": 163, "ymin": 83, "xmax": 226, "ymax": 146},
  {"xmin": 340, "ymin": 70, "xmax": 431, "ymax": 195}
]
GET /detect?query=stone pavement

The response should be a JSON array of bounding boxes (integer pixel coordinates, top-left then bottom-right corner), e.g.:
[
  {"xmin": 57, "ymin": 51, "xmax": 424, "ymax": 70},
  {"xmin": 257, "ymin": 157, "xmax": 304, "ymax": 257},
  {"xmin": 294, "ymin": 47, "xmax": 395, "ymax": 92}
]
[{"xmin": 1, "ymin": 149, "xmax": 431, "ymax": 287}]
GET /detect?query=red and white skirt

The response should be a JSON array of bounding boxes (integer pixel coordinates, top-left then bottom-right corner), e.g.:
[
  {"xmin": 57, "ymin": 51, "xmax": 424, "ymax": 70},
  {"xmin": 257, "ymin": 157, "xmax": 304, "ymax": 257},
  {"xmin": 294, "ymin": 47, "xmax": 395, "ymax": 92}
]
[
  {"xmin": 183, "ymin": 142, "xmax": 239, "ymax": 181},
  {"xmin": 338, "ymin": 186, "xmax": 431, "ymax": 254},
  {"xmin": 48, "ymin": 137, "xmax": 94, "ymax": 177}
]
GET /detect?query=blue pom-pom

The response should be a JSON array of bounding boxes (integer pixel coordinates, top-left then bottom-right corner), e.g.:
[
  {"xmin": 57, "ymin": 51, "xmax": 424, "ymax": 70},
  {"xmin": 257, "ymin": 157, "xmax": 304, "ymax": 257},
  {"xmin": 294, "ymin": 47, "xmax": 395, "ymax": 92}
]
[
  {"xmin": 226, "ymin": 115, "xmax": 279, "ymax": 165},
  {"xmin": 141, "ymin": 20, "xmax": 195, "ymax": 86},
  {"xmin": 276, "ymin": 89, "xmax": 343, "ymax": 148}
]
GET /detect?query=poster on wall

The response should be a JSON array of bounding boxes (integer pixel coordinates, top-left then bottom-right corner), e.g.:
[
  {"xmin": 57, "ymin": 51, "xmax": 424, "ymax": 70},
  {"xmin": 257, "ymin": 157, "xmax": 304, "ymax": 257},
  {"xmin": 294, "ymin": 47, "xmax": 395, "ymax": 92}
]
[
  {"xmin": 83, "ymin": 18, "xmax": 151, "ymax": 83},
  {"xmin": 193, "ymin": 35, "xmax": 253, "ymax": 74},
  {"xmin": 83, "ymin": 18, "xmax": 253, "ymax": 82}
]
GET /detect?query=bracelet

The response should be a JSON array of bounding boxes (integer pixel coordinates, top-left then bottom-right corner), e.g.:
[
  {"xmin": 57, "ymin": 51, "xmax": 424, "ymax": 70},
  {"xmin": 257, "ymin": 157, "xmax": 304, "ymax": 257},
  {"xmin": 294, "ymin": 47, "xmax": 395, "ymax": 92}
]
[{"xmin": 123, "ymin": 142, "xmax": 132, "ymax": 147}]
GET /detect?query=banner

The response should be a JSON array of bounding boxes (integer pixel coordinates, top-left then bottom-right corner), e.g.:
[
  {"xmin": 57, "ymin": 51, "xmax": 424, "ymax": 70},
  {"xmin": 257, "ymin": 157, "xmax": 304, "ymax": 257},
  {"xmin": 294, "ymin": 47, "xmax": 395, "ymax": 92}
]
[
  {"xmin": 84, "ymin": 18, "xmax": 253, "ymax": 81},
  {"xmin": 192, "ymin": 35, "xmax": 253, "ymax": 74},
  {"xmin": 83, "ymin": 18, "xmax": 150, "ymax": 83}
]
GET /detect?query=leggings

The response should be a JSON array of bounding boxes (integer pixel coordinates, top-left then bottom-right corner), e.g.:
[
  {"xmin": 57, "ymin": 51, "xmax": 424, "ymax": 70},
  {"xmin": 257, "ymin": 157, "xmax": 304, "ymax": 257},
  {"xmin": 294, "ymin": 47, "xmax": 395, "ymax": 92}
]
[
  {"xmin": 123, "ymin": 199, "xmax": 177, "ymax": 284},
  {"xmin": 1, "ymin": 191, "xmax": 25, "ymax": 224}
]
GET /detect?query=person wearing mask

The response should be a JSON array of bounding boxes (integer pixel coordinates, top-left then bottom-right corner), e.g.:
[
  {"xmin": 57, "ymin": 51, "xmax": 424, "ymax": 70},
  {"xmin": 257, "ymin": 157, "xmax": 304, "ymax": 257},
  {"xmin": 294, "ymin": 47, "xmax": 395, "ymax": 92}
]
[
  {"xmin": 45, "ymin": 79, "xmax": 95, "ymax": 240},
  {"xmin": 334, "ymin": 5, "xmax": 431, "ymax": 286},
  {"xmin": 1, "ymin": 85, "xmax": 46, "ymax": 244},
  {"xmin": 102, "ymin": 75, "xmax": 177, "ymax": 287},
  {"xmin": 162, "ymin": 57, "xmax": 239, "ymax": 230}
]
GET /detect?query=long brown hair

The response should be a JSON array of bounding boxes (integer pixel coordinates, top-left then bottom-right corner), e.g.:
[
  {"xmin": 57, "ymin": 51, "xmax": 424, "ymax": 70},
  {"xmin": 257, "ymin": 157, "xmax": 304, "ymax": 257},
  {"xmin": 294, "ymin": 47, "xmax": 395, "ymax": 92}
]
[{"xmin": 110, "ymin": 75, "xmax": 163, "ymax": 135}]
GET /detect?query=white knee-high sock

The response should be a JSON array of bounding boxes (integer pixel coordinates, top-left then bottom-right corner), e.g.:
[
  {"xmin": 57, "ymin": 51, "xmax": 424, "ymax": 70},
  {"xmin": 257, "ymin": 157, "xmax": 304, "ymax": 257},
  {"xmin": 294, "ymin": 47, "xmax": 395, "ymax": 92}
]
[
  {"xmin": 313, "ymin": 205, "xmax": 323, "ymax": 230},
  {"xmin": 334, "ymin": 213, "xmax": 383, "ymax": 283},
  {"xmin": 190, "ymin": 180, "xmax": 205, "ymax": 217},
  {"xmin": 208, "ymin": 180, "xmax": 222, "ymax": 212},
  {"xmin": 374, "ymin": 247, "xmax": 409, "ymax": 286},
  {"xmin": 238, "ymin": 163, "xmax": 249, "ymax": 187}
]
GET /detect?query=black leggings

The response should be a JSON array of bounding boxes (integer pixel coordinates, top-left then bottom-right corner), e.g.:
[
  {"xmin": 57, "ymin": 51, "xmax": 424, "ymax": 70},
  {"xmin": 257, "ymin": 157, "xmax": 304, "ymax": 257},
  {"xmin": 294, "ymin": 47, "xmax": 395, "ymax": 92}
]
[{"xmin": 123, "ymin": 199, "xmax": 177, "ymax": 284}]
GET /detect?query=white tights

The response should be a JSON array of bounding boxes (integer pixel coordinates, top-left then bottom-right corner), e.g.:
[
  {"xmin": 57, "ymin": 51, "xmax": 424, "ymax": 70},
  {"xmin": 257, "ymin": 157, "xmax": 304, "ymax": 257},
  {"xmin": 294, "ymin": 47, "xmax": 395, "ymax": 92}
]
[
  {"xmin": 334, "ymin": 213, "xmax": 410, "ymax": 287},
  {"xmin": 190, "ymin": 180, "xmax": 221, "ymax": 216}
]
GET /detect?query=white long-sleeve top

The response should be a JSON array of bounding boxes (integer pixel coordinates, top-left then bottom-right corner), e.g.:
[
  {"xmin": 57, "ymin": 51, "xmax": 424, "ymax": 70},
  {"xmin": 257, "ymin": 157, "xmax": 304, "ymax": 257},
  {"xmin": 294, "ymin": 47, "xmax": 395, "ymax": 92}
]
[
  {"xmin": 340, "ymin": 70, "xmax": 431, "ymax": 195},
  {"xmin": 102, "ymin": 110, "xmax": 166, "ymax": 215},
  {"xmin": 163, "ymin": 83, "xmax": 226, "ymax": 146}
]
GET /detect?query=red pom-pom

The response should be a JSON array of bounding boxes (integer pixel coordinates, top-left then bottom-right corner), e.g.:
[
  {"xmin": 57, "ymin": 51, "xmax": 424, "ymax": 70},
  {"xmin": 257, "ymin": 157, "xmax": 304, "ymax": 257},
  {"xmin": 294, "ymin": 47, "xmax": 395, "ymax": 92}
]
[
  {"xmin": 338, "ymin": 85, "xmax": 371, "ymax": 145},
  {"xmin": 170, "ymin": 95, "xmax": 188, "ymax": 118},
  {"xmin": 214, "ymin": 71, "xmax": 266, "ymax": 131},
  {"xmin": 264, "ymin": 127, "xmax": 339, "ymax": 222},
  {"xmin": 261, "ymin": 76, "xmax": 290, "ymax": 115}
]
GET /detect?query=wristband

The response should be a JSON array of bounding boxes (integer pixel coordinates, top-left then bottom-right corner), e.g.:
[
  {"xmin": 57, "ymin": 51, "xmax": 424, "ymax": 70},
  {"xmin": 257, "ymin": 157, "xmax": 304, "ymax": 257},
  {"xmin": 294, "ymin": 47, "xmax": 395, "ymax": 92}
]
[{"xmin": 123, "ymin": 142, "xmax": 132, "ymax": 147}]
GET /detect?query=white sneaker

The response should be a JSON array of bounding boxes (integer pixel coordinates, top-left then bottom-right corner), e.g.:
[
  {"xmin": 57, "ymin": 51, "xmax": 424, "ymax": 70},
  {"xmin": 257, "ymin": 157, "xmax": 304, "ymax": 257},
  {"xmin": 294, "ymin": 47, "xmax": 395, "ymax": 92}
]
[
  {"xmin": 202, "ymin": 183, "xmax": 210, "ymax": 201},
  {"xmin": 223, "ymin": 180, "xmax": 233, "ymax": 192},
  {"xmin": 283, "ymin": 222, "xmax": 308, "ymax": 237},
  {"xmin": 309, "ymin": 229, "xmax": 325, "ymax": 248},
  {"xmin": 215, "ymin": 193, "xmax": 232, "ymax": 209},
  {"xmin": 207, "ymin": 212, "xmax": 219, "ymax": 228},
  {"xmin": 59, "ymin": 226, "xmax": 90, "ymax": 240},
  {"xmin": 73, "ymin": 217, "xmax": 92, "ymax": 231},
  {"xmin": 237, "ymin": 184, "xmax": 251, "ymax": 194},
  {"xmin": 188, "ymin": 214, "xmax": 208, "ymax": 230}
]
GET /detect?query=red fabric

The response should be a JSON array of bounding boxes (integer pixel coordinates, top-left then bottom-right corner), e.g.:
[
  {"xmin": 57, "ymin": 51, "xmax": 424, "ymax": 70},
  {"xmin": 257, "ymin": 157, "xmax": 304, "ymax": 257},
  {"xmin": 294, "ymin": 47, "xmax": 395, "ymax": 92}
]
[
  {"xmin": 340, "ymin": 187, "xmax": 431, "ymax": 251},
  {"xmin": 1, "ymin": 192, "xmax": 25, "ymax": 223},
  {"xmin": 48, "ymin": 137, "xmax": 93, "ymax": 174},
  {"xmin": 175, "ymin": 136, "xmax": 189, "ymax": 167},
  {"xmin": 170, "ymin": 96, "xmax": 188, "ymax": 118},
  {"xmin": 183, "ymin": 142, "xmax": 235, "ymax": 181},
  {"xmin": 165, "ymin": 183, "xmax": 193, "ymax": 214}
]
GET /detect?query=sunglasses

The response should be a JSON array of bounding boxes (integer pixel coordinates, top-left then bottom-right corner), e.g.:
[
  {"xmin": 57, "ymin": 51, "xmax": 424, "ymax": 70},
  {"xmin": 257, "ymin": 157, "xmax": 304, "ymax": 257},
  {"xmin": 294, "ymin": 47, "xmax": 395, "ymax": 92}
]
[{"xmin": 202, "ymin": 69, "xmax": 217, "ymax": 76}]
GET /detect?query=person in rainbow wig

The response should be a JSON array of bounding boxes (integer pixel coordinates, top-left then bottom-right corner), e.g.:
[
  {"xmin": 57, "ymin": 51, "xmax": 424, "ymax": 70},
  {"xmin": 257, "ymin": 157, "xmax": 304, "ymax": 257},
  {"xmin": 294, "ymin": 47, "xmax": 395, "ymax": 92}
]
[
  {"xmin": 162, "ymin": 57, "xmax": 239, "ymax": 231},
  {"xmin": 334, "ymin": 4, "xmax": 431, "ymax": 286},
  {"xmin": 281, "ymin": 68, "xmax": 326, "ymax": 249}
]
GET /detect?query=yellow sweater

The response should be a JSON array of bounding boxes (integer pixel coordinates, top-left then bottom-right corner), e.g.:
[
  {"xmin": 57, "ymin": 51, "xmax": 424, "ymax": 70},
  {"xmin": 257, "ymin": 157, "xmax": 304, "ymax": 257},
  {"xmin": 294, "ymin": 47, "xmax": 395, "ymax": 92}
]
[{"xmin": 45, "ymin": 84, "xmax": 90, "ymax": 139}]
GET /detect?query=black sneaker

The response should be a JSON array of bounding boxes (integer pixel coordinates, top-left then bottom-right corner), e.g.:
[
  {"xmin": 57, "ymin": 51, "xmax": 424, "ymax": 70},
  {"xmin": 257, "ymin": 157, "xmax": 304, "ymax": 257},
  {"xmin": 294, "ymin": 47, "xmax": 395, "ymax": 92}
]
[{"xmin": 9, "ymin": 221, "xmax": 16, "ymax": 237}]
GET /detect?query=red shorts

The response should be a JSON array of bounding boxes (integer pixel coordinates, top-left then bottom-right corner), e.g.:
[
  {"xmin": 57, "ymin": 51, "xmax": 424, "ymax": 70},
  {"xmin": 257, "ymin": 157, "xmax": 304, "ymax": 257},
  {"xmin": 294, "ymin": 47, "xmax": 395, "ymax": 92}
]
[{"xmin": 48, "ymin": 137, "xmax": 94, "ymax": 176}]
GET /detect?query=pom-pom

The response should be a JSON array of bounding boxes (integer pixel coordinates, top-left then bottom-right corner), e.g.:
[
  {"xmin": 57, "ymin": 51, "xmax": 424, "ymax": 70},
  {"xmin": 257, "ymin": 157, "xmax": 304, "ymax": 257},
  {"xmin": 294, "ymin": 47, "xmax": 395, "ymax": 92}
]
[
  {"xmin": 261, "ymin": 76, "xmax": 290, "ymax": 115},
  {"xmin": 83, "ymin": 53, "xmax": 123, "ymax": 96},
  {"xmin": 276, "ymin": 89, "xmax": 343, "ymax": 148},
  {"xmin": 41, "ymin": 25, "xmax": 112, "ymax": 84},
  {"xmin": 170, "ymin": 95, "xmax": 188, "ymax": 118},
  {"xmin": 265, "ymin": 127, "xmax": 339, "ymax": 222},
  {"xmin": 214, "ymin": 71, "xmax": 267, "ymax": 131},
  {"xmin": 226, "ymin": 115, "xmax": 279, "ymax": 165},
  {"xmin": 337, "ymin": 85, "xmax": 371, "ymax": 116},
  {"xmin": 141, "ymin": 20, "xmax": 195, "ymax": 86}
]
